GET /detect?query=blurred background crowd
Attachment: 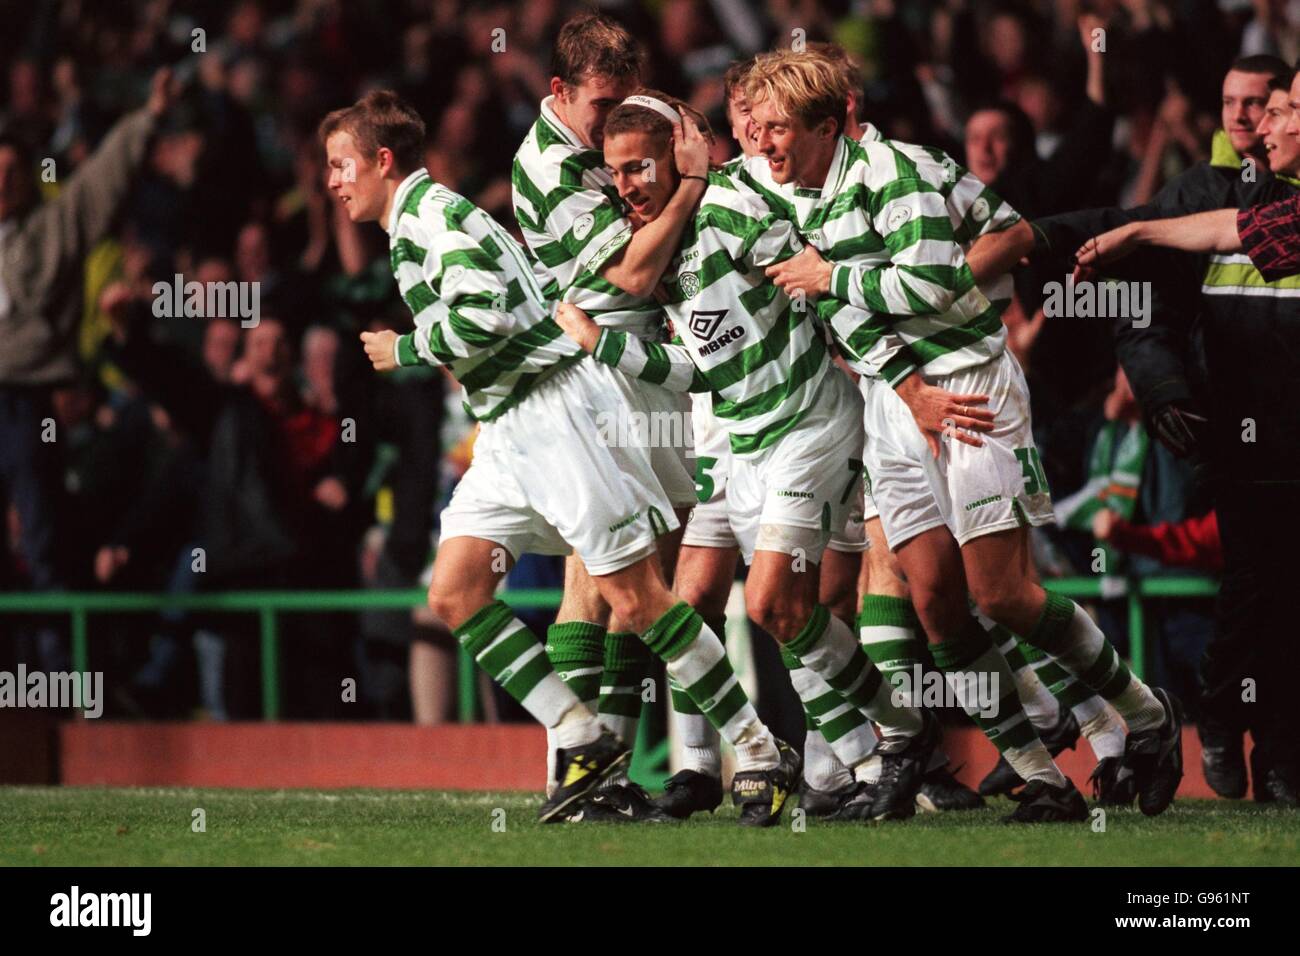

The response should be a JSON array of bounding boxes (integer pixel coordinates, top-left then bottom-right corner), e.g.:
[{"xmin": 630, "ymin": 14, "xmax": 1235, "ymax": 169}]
[{"xmin": 1, "ymin": 0, "xmax": 1293, "ymax": 723}]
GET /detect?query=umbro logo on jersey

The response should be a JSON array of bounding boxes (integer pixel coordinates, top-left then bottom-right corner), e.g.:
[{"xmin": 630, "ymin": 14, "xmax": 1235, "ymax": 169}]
[
  {"xmin": 689, "ymin": 308, "xmax": 728, "ymax": 340},
  {"xmin": 697, "ymin": 327, "xmax": 744, "ymax": 356}
]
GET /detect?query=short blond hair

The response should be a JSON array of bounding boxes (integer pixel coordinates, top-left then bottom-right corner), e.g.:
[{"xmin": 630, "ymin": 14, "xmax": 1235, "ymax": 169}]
[{"xmin": 742, "ymin": 50, "xmax": 849, "ymax": 135}]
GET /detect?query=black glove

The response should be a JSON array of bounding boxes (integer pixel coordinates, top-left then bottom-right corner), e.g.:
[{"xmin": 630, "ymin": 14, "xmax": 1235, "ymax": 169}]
[{"xmin": 1149, "ymin": 403, "xmax": 1208, "ymax": 459}]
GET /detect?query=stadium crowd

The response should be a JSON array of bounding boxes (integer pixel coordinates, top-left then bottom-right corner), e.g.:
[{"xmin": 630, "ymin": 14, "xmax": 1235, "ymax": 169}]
[{"xmin": 0, "ymin": 0, "xmax": 1296, "ymax": 799}]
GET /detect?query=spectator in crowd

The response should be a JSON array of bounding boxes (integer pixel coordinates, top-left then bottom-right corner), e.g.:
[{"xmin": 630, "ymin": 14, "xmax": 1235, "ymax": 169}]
[{"xmin": 1, "ymin": 67, "xmax": 178, "ymax": 673}]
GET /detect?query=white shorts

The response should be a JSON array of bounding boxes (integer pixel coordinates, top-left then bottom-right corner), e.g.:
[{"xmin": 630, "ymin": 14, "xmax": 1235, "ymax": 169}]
[
  {"xmin": 682, "ymin": 394, "xmax": 736, "ymax": 549},
  {"xmin": 683, "ymin": 386, "xmax": 866, "ymax": 554},
  {"xmin": 863, "ymin": 349, "xmax": 1054, "ymax": 550},
  {"xmin": 686, "ymin": 469, "xmax": 866, "ymax": 553},
  {"xmin": 607, "ymin": 370, "xmax": 698, "ymax": 509},
  {"xmin": 439, "ymin": 359, "xmax": 680, "ymax": 575},
  {"xmin": 862, "ymin": 482, "xmax": 880, "ymax": 523},
  {"xmin": 729, "ymin": 371, "xmax": 865, "ymax": 565}
]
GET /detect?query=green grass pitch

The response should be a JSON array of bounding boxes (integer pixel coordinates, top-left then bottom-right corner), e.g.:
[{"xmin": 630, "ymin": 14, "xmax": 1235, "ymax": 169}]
[{"xmin": 2, "ymin": 787, "xmax": 1296, "ymax": 866}]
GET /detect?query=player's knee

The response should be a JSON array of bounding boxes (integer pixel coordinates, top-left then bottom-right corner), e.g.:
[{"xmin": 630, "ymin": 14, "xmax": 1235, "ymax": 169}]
[
  {"xmin": 820, "ymin": 582, "xmax": 856, "ymax": 626},
  {"xmin": 908, "ymin": 583, "xmax": 965, "ymax": 640},
  {"xmin": 674, "ymin": 580, "xmax": 726, "ymax": 620},
  {"xmin": 427, "ymin": 583, "xmax": 478, "ymax": 632},
  {"xmin": 970, "ymin": 579, "xmax": 1034, "ymax": 627},
  {"xmin": 425, "ymin": 589, "xmax": 459, "ymax": 630},
  {"xmin": 748, "ymin": 588, "xmax": 815, "ymax": 643}
]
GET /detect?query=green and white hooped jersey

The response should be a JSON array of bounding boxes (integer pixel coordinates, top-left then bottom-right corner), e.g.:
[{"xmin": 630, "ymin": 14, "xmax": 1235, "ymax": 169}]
[
  {"xmin": 388, "ymin": 169, "xmax": 582, "ymax": 422},
  {"xmin": 854, "ymin": 122, "xmax": 1019, "ymax": 316},
  {"xmin": 741, "ymin": 133, "xmax": 1015, "ymax": 385},
  {"xmin": 592, "ymin": 173, "xmax": 830, "ymax": 458},
  {"xmin": 511, "ymin": 96, "xmax": 662, "ymax": 338}
]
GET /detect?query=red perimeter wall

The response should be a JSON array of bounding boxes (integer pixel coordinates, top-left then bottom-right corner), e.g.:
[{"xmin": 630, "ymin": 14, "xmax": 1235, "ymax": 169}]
[{"xmin": 51, "ymin": 722, "xmax": 1228, "ymax": 798}]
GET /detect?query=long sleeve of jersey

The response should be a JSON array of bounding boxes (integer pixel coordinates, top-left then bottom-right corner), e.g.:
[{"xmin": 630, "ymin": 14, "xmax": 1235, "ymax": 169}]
[
  {"xmin": 828, "ymin": 175, "xmax": 982, "ymax": 318},
  {"xmin": 592, "ymin": 328, "xmax": 709, "ymax": 392},
  {"xmin": 393, "ymin": 220, "xmax": 516, "ymax": 369}
]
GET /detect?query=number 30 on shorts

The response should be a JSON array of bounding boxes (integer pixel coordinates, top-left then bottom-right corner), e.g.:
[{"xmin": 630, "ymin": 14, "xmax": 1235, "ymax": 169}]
[{"xmin": 1014, "ymin": 447, "xmax": 1048, "ymax": 496}]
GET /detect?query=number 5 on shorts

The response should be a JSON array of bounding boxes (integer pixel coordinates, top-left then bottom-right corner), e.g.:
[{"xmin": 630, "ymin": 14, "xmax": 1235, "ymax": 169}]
[
  {"xmin": 1014, "ymin": 447, "xmax": 1048, "ymax": 496},
  {"xmin": 694, "ymin": 456, "xmax": 718, "ymax": 503}
]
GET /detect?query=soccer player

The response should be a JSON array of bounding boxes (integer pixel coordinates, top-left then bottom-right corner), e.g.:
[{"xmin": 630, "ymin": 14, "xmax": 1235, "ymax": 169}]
[
  {"xmin": 510, "ymin": 12, "xmax": 702, "ymax": 819},
  {"xmin": 740, "ymin": 45, "xmax": 1123, "ymax": 808},
  {"xmin": 746, "ymin": 50, "xmax": 1184, "ymax": 821},
  {"xmin": 660, "ymin": 62, "xmax": 881, "ymax": 819},
  {"xmin": 324, "ymin": 89, "xmax": 801, "ymax": 826},
  {"xmin": 832, "ymin": 46, "xmax": 1131, "ymax": 803},
  {"xmin": 555, "ymin": 88, "xmax": 940, "ymax": 822}
]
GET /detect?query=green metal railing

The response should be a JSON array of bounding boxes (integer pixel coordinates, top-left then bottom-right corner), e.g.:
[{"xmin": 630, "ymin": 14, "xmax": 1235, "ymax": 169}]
[{"xmin": 0, "ymin": 576, "xmax": 1217, "ymax": 722}]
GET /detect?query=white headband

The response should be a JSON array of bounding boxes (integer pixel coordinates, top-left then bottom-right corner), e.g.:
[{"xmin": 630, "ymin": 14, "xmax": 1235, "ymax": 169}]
[{"xmin": 621, "ymin": 94, "xmax": 682, "ymax": 125}]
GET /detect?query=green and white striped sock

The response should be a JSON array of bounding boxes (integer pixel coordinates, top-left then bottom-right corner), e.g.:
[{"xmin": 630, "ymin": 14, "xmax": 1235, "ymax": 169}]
[
  {"xmin": 931, "ymin": 619, "xmax": 1065, "ymax": 787},
  {"xmin": 983, "ymin": 618, "xmax": 1062, "ymax": 731},
  {"xmin": 1025, "ymin": 593, "xmax": 1164, "ymax": 733},
  {"xmin": 597, "ymin": 632, "xmax": 651, "ymax": 787},
  {"xmin": 643, "ymin": 602, "xmax": 777, "ymax": 771},
  {"xmin": 787, "ymin": 604, "xmax": 923, "ymax": 739},
  {"xmin": 667, "ymin": 615, "xmax": 723, "ymax": 776},
  {"xmin": 803, "ymin": 724, "xmax": 856, "ymax": 792},
  {"xmin": 599, "ymin": 632, "xmax": 650, "ymax": 745},
  {"xmin": 457, "ymin": 601, "xmax": 596, "ymax": 744},
  {"xmin": 545, "ymin": 621, "xmax": 604, "ymax": 708},
  {"xmin": 781, "ymin": 645, "xmax": 877, "ymax": 777},
  {"xmin": 1015, "ymin": 635, "xmax": 1127, "ymax": 759},
  {"xmin": 858, "ymin": 594, "xmax": 928, "ymax": 687},
  {"xmin": 859, "ymin": 594, "xmax": 948, "ymax": 773},
  {"xmin": 543, "ymin": 621, "xmax": 605, "ymax": 787}
]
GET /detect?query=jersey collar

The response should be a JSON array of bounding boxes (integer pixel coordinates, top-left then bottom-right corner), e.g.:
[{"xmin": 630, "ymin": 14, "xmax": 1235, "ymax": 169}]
[
  {"xmin": 387, "ymin": 168, "xmax": 431, "ymax": 235},
  {"xmin": 539, "ymin": 96, "xmax": 586, "ymax": 150}
]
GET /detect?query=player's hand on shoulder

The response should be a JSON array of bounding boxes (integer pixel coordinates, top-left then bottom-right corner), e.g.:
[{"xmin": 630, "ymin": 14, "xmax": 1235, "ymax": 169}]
[{"xmin": 360, "ymin": 329, "xmax": 399, "ymax": 372}]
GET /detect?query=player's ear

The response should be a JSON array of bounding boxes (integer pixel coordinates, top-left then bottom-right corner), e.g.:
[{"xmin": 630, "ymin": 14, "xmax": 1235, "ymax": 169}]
[
  {"xmin": 375, "ymin": 146, "xmax": 394, "ymax": 177},
  {"xmin": 549, "ymin": 76, "xmax": 568, "ymax": 101}
]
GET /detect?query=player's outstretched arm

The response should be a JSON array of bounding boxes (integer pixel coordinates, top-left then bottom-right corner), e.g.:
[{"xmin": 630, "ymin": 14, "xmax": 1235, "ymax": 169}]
[
  {"xmin": 598, "ymin": 120, "xmax": 710, "ymax": 297},
  {"xmin": 966, "ymin": 219, "xmax": 1034, "ymax": 284}
]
